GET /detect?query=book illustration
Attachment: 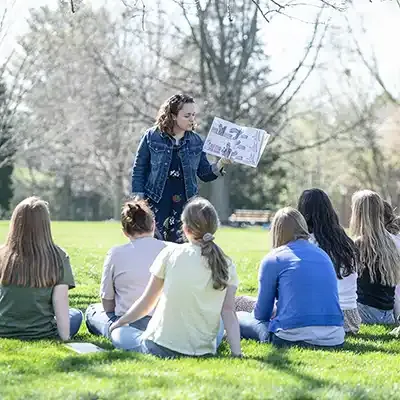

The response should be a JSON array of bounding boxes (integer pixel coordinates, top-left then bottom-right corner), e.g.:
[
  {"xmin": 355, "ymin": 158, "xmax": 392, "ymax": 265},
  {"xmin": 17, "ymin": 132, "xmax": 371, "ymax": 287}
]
[{"xmin": 203, "ymin": 117, "xmax": 270, "ymax": 168}]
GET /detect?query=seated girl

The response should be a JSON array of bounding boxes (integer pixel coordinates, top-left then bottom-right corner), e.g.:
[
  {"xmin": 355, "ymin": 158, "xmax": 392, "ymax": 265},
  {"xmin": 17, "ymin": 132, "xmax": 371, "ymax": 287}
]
[
  {"xmin": 0, "ymin": 197, "xmax": 82, "ymax": 340},
  {"xmin": 109, "ymin": 197, "xmax": 242, "ymax": 358},
  {"xmin": 85, "ymin": 198, "xmax": 167, "ymax": 337},
  {"xmin": 298, "ymin": 188, "xmax": 360, "ymax": 334},
  {"xmin": 237, "ymin": 207, "xmax": 345, "ymax": 349},
  {"xmin": 351, "ymin": 191, "xmax": 400, "ymax": 324}
]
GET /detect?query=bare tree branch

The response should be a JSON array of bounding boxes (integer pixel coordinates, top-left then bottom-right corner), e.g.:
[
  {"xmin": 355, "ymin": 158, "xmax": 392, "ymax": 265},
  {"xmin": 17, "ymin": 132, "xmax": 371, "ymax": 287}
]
[{"xmin": 347, "ymin": 17, "xmax": 399, "ymax": 105}]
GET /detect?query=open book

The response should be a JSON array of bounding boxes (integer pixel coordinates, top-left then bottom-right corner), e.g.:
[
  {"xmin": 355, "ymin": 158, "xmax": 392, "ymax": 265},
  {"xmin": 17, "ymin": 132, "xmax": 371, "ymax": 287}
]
[
  {"xmin": 203, "ymin": 117, "xmax": 270, "ymax": 168},
  {"xmin": 64, "ymin": 342, "xmax": 106, "ymax": 354}
]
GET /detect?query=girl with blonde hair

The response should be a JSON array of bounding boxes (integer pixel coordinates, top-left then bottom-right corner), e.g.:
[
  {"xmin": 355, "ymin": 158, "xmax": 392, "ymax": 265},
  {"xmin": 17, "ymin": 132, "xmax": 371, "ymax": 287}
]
[
  {"xmin": 238, "ymin": 207, "xmax": 344, "ymax": 348},
  {"xmin": 0, "ymin": 197, "xmax": 82, "ymax": 340},
  {"xmin": 109, "ymin": 197, "xmax": 242, "ymax": 358},
  {"xmin": 351, "ymin": 190, "xmax": 400, "ymax": 324}
]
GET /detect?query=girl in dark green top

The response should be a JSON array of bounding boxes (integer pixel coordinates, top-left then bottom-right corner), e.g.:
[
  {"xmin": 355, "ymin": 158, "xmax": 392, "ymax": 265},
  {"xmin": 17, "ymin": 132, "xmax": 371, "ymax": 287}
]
[{"xmin": 0, "ymin": 197, "xmax": 82, "ymax": 340}]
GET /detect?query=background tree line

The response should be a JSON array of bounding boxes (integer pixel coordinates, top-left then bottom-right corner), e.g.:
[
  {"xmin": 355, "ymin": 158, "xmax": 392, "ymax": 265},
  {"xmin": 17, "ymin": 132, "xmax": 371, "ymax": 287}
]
[{"xmin": 0, "ymin": 0, "xmax": 398, "ymax": 224}]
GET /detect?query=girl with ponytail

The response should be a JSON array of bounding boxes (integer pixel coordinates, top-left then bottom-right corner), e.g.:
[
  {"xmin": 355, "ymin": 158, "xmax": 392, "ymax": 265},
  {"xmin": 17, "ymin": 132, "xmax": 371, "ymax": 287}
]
[{"xmin": 109, "ymin": 197, "xmax": 242, "ymax": 358}]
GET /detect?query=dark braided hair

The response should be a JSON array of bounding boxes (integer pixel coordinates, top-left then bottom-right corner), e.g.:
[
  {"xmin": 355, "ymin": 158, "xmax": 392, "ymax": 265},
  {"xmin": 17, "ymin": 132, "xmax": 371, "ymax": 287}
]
[{"xmin": 298, "ymin": 188, "xmax": 357, "ymax": 279}]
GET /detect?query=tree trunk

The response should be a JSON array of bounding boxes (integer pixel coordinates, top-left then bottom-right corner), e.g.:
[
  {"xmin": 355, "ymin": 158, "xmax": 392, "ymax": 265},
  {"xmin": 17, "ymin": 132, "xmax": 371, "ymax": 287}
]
[
  {"xmin": 58, "ymin": 175, "xmax": 73, "ymax": 220},
  {"xmin": 210, "ymin": 174, "xmax": 231, "ymax": 223},
  {"xmin": 112, "ymin": 177, "xmax": 123, "ymax": 220}
]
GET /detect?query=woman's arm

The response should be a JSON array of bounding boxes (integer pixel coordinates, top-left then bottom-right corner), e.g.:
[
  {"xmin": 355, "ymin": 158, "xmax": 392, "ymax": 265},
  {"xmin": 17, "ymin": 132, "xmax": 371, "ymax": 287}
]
[
  {"xmin": 109, "ymin": 275, "xmax": 164, "ymax": 332},
  {"xmin": 132, "ymin": 132, "xmax": 151, "ymax": 197},
  {"xmin": 254, "ymin": 256, "xmax": 278, "ymax": 321},
  {"xmin": 221, "ymin": 285, "xmax": 242, "ymax": 357},
  {"xmin": 52, "ymin": 284, "xmax": 70, "ymax": 341},
  {"xmin": 197, "ymin": 153, "xmax": 228, "ymax": 182},
  {"xmin": 102, "ymin": 298, "xmax": 116, "ymax": 313},
  {"xmin": 100, "ymin": 250, "xmax": 116, "ymax": 312}
]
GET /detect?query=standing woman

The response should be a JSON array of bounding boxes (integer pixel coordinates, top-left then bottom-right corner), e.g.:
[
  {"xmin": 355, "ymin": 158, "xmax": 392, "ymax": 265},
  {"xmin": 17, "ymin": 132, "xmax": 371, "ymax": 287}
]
[
  {"xmin": 297, "ymin": 188, "xmax": 360, "ymax": 334},
  {"xmin": 132, "ymin": 94, "xmax": 230, "ymax": 243},
  {"xmin": 351, "ymin": 190, "xmax": 400, "ymax": 324},
  {"xmin": 0, "ymin": 197, "xmax": 82, "ymax": 340}
]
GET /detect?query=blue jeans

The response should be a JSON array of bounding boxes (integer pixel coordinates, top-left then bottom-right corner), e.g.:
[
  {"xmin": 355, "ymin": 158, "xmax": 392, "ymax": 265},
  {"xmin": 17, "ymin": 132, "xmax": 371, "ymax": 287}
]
[
  {"xmin": 111, "ymin": 319, "xmax": 225, "ymax": 357},
  {"xmin": 237, "ymin": 311, "xmax": 270, "ymax": 342},
  {"xmin": 237, "ymin": 311, "xmax": 344, "ymax": 349},
  {"xmin": 69, "ymin": 308, "xmax": 84, "ymax": 337},
  {"xmin": 85, "ymin": 303, "xmax": 151, "ymax": 338},
  {"xmin": 357, "ymin": 302, "xmax": 395, "ymax": 325}
]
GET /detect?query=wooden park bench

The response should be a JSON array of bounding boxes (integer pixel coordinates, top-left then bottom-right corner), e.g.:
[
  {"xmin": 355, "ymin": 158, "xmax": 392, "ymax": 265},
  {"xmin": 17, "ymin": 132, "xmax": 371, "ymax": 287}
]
[{"xmin": 228, "ymin": 209, "xmax": 273, "ymax": 227}]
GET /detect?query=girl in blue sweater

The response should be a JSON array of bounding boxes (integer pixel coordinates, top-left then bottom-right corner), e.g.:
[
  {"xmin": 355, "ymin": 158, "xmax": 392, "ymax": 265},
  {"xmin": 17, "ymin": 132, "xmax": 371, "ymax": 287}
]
[{"xmin": 237, "ymin": 207, "xmax": 345, "ymax": 348}]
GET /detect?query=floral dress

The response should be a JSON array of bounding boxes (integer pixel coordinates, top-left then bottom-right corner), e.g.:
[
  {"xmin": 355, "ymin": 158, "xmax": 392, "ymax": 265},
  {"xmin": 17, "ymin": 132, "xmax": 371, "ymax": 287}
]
[{"xmin": 148, "ymin": 142, "xmax": 186, "ymax": 243}]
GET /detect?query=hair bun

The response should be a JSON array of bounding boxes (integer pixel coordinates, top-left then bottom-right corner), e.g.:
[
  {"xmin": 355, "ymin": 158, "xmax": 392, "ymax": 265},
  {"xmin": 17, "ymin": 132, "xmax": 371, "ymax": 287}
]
[{"xmin": 126, "ymin": 203, "xmax": 137, "ymax": 218}]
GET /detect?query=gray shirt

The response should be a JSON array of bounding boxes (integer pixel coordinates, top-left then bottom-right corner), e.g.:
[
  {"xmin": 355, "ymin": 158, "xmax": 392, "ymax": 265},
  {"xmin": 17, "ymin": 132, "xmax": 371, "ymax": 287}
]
[{"xmin": 100, "ymin": 237, "xmax": 167, "ymax": 316}]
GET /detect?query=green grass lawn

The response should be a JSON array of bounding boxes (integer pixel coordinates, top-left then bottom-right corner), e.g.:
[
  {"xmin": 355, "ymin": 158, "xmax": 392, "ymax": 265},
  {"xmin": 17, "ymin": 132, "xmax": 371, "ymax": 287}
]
[{"xmin": 0, "ymin": 222, "xmax": 400, "ymax": 400}]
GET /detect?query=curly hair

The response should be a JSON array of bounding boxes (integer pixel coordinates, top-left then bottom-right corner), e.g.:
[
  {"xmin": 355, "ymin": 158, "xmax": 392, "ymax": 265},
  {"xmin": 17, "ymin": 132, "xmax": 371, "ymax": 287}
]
[{"xmin": 156, "ymin": 94, "xmax": 195, "ymax": 135}]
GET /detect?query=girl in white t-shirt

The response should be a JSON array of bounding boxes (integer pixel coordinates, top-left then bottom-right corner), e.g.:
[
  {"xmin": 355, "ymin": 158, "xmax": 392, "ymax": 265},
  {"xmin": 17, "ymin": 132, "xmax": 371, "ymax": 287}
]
[
  {"xmin": 298, "ymin": 189, "xmax": 360, "ymax": 334},
  {"xmin": 109, "ymin": 197, "xmax": 242, "ymax": 358}
]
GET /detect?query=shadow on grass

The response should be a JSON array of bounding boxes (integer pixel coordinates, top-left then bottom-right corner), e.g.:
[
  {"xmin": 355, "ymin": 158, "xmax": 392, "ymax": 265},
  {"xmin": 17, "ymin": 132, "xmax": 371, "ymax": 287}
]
[
  {"xmin": 342, "ymin": 341, "xmax": 400, "ymax": 354},
  {"xmin": 353, "ymin": 331, "xmax": 398, "ymax": 342},
  {"xmin": 56, "ymin": 343, "xmax": 377, "ymax": 400},
  {"xmin": 246, "ymin": 347, "xmax": 374, "ymax": 400}
]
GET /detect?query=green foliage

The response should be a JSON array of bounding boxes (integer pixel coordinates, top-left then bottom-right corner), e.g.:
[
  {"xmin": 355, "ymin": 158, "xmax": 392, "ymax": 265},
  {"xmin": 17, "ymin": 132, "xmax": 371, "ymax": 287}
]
[
  {"xmin": 230, "ymin": 146, "xmax": 286, "ymax": 210},
  {"xmin": 0, "ymin": 222, "xmax": 399, "ymax": 399}
]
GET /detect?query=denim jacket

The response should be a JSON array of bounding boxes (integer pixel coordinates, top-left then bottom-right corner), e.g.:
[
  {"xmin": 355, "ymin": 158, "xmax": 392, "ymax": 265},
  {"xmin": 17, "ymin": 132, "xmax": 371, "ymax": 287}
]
[{"xmin": 131, "ymin": 127, "xmax": 223, "ymax": 203}]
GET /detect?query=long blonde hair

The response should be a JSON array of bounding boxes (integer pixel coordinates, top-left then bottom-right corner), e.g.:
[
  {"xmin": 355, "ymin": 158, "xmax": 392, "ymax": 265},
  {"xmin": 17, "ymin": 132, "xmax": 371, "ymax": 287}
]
[
  {"xmin": 181, "ymin": 197, "xmax": 229, "ymax": 290},
  {"xmin": 271, "ymin": 207, "xmax": 310, "ymax": 248},
  {"xmin": 0, "ymin": 197, "xmax": 63, "ymax": 287},
  {"xmin": 350, "ymin": 190, "xmax": 400, "ymax": 286}
]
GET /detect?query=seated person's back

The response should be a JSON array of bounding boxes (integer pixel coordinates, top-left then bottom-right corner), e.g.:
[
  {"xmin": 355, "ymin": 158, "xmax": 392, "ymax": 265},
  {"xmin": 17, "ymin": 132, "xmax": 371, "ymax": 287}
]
[
  {"xmin": 238, "ymin": 207, "xmax": 344, "ymax": 348},
  {"xmin": 102, "ymin": 236, "xmax": 166, "ymax": 316},
  {"xmin": 350, "ymin": 191, "xmax": 400, "ymax": 325},
  {"xmin": 86, "ymin": 198, "xmax": 166, "ymax": 336},
  {"xmin": 143, "ymin": 241, "xmax": 237, "ymax": 355},
  {"xmin": 257, "ymin": 239, "xmax": 342, "ymax": 332},
  {"xmin": 108, "ymin": 197, "xmax": 242, "ymax": 358},
  {"xmin": 297, "ymin": 188, "xmax": 360, "ymax": 334},
  {"xmin": 0, "ymin": 197, "xmax": 82, "ymax": 340},
  {"xmin": 0, "ymin": 247, "xmax": 75, "ymax": 339}
]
